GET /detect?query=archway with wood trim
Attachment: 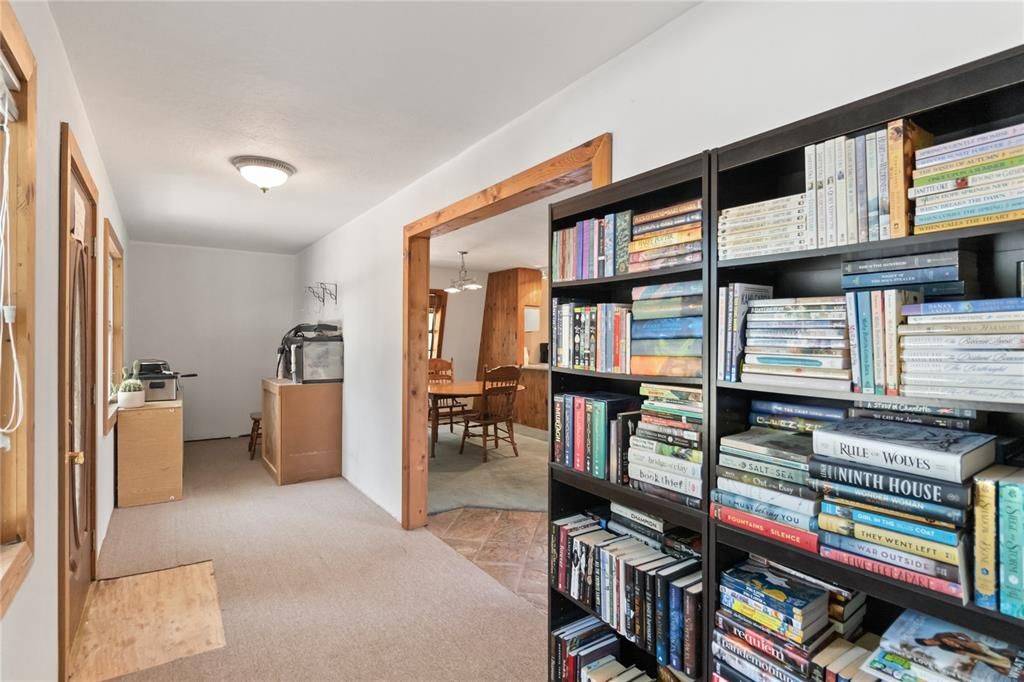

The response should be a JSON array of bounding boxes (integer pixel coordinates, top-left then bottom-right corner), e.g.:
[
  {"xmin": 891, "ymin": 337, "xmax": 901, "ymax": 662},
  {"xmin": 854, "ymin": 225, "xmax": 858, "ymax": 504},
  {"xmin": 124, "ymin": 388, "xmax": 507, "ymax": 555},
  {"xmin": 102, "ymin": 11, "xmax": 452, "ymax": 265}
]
[{"xmin": 402, "ymin": 133, "xmax": 613, "ymax": 529}]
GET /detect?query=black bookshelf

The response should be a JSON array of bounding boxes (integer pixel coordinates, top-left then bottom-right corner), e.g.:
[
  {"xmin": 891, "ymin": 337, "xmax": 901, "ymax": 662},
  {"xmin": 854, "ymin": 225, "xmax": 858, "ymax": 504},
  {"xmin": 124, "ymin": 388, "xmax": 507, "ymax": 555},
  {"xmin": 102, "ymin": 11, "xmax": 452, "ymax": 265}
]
[{"xmin": 546, "ymin": 45, "xmax": 1024, "ymax": 682}]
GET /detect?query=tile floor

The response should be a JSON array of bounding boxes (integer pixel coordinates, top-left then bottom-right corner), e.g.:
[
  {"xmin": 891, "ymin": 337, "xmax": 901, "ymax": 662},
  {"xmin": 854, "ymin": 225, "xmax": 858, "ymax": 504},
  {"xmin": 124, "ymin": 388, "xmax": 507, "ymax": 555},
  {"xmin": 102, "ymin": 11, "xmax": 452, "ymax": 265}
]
[{"xmin": 427, "ymin": 507, "xmax": 547, "ymax": 612}]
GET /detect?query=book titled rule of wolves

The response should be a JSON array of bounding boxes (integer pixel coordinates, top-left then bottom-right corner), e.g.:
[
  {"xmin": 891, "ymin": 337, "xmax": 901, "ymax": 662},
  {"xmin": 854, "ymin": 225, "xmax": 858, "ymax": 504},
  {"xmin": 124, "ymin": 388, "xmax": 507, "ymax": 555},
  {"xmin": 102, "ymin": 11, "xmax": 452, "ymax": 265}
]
[
  {"xmin": 871, "ymin": 610, "xmax": 1024, "ymax": 682},
  {"xmin": 811, "ymin": 418, "xmax": 995, "ymax": 483}
]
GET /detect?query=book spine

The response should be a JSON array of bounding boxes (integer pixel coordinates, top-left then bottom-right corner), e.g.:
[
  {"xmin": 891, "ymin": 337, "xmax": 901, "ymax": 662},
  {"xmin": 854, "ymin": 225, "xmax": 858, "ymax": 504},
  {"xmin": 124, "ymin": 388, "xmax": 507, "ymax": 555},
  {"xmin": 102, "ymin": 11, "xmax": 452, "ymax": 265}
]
[
  {"xmin": 818, "ymin": 514, "xmax": 960, "ymax": 564},
  {"xmin": 915, "ymin": 142, "xmax": 1024, "ymax": 178},
  {"xmin": 716, "ymin": 478, "xmax": 818, "ymax": 515},
  {"xmin": 804, "ymin": 145, "xmax": 818, "ymax": 247},
  {"xmin": 866, "ymin": 131, "xmax": 880, "ymax": 241},
  {"xmin": 584, "ymin": 399, "xmax": 594, "ymax": 474},
  {"xmin": 726, "ymin": 284, "xmax": 738, "ymax": 382},
  {"xmin": 856, "ymin": 291, "xmax": 874, "ymax": 393},
  {"xmin": 749, "ymin": 412, "xmax": 835, "ymax": 431},
  {"xmin": 818, "ymin": 545, "xmax": 964, "ymax": 601},
  {"xmin": 843, "ymin": 251, "xmax": 962, "ymax": 274},
  {"xmin": 999, "ymin": 480, "xmax": 1024, "ymax": 618},
  {"xmin": 916, "ymin": 122, "xmax": 1024, "ymax": 161},
  {"xmin": 844, "ymin": 137, "xmax": 858, "ymax": 244},
  {"xmin": 552, "ymin": 397, "xmax": 563, "ymax": 464},
  {"xmin": 904, "ymin": 298, "xmax": 1024, "ymax": 316},
  {"xmin": 614, "ymin": 210, "xmax": 631, "ymax": 275},
  {"xmin": 888, "ymin": 121, "xmax": 908, "ymax": 238},
  {"xmin": 915, "ymin": 184, "xmax": 1024, "ymax": 216},
  {"xmin": 825, "ymin": 138, "xmax": 837, "ymax": 248},
  {"xmin": 593, "ymin": 400, "xmax": 608, "ymax": 480},
  {"xmin": 974, "ymin": 474, "xmax": 1000, "ymax": 610},
  {"xmin": 883, "ymin": 290, "xmax": 898, "ymax": 395},
  {"xmin": 712, "ymin": 503, "xmax": 819, "ymax": 552},
  {"xmin": 749, "ymin": 400, "xmax": 845, "ymax": 421},
  {"xmin": 877, "ymin": 129, "xmax": 891, "ymax": 239},
  {"xmin": 915, "ymin": 195, "xmax": 1024, "ymax": 226},
  {"xmin": 870, "ymin": 290, "xmax": 885, "ymax": 395},
  {"xmin": 719, "ymin": 453, "xmax": 808, "ymax": 484},
  {"xmin": 835, "ymin": 136, "xmax": 848, "ymax": 246},
  {"xmin": 632, "ymin": 210, "xmax": 702, "ymax": 237},
  {"xmin": 717, "ymin": 465, "xmax": 818, "ymax": 500},
  {"xmin": 819, "ymin": 501, "xmax": 959, "ymax": 545},
  {"xmin": 908, "ymin": 163, "xmax": 1024, "ymax": 198},
  {"xmin": 563, "ymin": 395, "xmax": 573, "ymax": 466},
  {"xmin": 842, "ymin": 264, "xmax": 962, "ymax": 288},
  {"xmin": 718, "ymin": 589, "xmax": 810, "ymax": 644},
  {"xmin": 714, "ymin": 631, "xmax": 805, "ymax": 682},
  {"xmin": 845, "ymin": 292, "xmax": 861, "ymax": 393},
  {"xmin": 633, "ymin": 198, "xmax": 703, "ymax": 225},
  {"xmin": 712, "ymin": 489, "xmax": 818, "ymax": 531},
  {"xmin": 855, "ymin": 134, "xmax": 869, "ymax": 243},
  {"xmin": 715, "ymin": 610, "xmax": 811, "ymax": 676},
  {"xmin": 718, "ymin": 287, "xmax": 728, "ymax": 381},
  {"xmin": 684, "ymin": 584, "xmax": 702, "ymax": 678},
  {"xmin": 809, "ymin": 458, "xmax": 970, "ymax": 507},
  {"xmin": 669, "ymin": 581, "xmax": 683, "ymax": 668},
  {"xmin": 628, "ymin": 227, "xmax": 702, "ymax": 253},
  {"xmin": 807, "ymin": 478, "xmax": 966, "ymax": 525},
  {"xmin": 628, "ymin": 463, "xmax": 702, "ymax": 498},
  {"xmin": 573, "ymin": 397, "xmax": 585, "ymax": 471},
  {"xmin": 819, "ymin": 531, "xmax": 959, "ymax": 581},
  {"xmin": 915, "ymin": 153, "xmax": 1024, "ymax": 186},
  {"xmin": 628, "ymin": 449, "xmax": 702, "ymax": 480},
  {"xmin": 815, "ymin": 142, "xmax": 827, "ymax": 248}
]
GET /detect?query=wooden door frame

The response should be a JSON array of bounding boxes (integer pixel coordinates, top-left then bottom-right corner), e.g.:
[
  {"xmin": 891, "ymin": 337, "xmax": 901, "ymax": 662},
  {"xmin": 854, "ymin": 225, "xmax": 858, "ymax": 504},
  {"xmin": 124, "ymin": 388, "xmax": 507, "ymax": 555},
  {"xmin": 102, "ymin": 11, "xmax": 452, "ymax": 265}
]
[
  {"xmin": 401, "ymin": 133, "xmax": 612, "ymax": 529},
  {"xmin": 57, "ymin": 122, "xmax": 99, "ymax": 681}
]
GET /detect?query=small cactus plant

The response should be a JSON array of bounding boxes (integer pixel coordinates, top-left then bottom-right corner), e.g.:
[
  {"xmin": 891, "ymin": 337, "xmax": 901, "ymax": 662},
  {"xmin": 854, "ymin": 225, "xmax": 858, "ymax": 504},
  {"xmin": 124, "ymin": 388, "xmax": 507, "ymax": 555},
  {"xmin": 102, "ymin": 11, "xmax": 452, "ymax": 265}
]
[{"xmin": 117, "ymin": 361, "xmax": 146, "ymax": 408}]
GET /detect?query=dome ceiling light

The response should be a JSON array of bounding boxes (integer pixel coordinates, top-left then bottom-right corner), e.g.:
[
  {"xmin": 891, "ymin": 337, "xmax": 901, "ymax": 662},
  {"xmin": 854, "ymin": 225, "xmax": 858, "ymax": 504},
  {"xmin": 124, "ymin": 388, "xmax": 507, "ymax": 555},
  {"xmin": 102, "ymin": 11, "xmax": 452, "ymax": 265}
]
[{"xmin": 231, "ymin": 155, "xmax": 296, "ymax": 193}]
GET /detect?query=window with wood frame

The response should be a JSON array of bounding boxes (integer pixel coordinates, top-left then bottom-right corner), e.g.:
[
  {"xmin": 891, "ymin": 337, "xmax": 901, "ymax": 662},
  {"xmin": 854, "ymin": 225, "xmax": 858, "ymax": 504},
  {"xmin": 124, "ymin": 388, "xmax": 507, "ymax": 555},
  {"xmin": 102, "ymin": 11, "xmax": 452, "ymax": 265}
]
[
  {"xmin": 102, "ymin": 219, "xmax": 123, "ymax": 434},
  {"xmin": 427, "ymin": 289, "xmax": 447, "ymax": 359},
  {"xmin": 0, "ymin": 0, "xmax": 37, "ymax": 616}
]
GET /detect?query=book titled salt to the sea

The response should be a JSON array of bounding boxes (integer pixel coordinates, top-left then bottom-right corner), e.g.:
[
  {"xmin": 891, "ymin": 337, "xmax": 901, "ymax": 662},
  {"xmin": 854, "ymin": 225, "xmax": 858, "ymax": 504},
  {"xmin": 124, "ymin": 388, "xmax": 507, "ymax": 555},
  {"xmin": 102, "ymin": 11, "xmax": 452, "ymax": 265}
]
[
  {"xmin": 812, "ymin": 418, "xmax": 995, "ymax": 483},
  {"xmin": 866, "ymin": 609, "xmax": 1024, "ymax": 682}
]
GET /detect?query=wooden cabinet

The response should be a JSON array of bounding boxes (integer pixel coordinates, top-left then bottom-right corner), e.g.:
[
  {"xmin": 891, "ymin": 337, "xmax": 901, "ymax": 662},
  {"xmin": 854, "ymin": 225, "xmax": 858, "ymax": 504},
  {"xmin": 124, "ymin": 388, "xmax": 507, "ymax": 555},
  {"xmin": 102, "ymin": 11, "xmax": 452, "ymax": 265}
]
[
  {"xmin": 514, "ymin": 366, "xmax": 548, "ymax": 429},
  {"xmin": 261, "ymin": 379, "xmax": 342, "ymax": 485},
  {"xmin": 116, "ymin": 400, "xmax": 183, "ymax": 507}
]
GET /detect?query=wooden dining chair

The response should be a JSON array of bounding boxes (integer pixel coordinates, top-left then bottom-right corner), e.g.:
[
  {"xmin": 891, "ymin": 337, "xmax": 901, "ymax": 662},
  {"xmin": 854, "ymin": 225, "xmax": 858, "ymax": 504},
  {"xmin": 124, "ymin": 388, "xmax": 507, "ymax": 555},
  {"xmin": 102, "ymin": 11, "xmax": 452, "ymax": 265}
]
[
  {"xmin": 428, "ymin": 358, "xmax": 470, "ymax": 442},
  {"xmin": 459, "ymin": 364, "xmax": 522, "ymax": 462}
]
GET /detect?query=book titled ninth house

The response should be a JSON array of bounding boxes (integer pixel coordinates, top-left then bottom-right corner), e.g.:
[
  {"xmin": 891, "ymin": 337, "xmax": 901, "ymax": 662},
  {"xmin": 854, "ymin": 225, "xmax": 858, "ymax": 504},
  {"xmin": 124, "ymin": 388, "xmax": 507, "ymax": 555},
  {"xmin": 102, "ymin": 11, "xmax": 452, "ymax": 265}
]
[{"xmin": 811, "ymin": 418, "xmax": 995, "ymax": 483}]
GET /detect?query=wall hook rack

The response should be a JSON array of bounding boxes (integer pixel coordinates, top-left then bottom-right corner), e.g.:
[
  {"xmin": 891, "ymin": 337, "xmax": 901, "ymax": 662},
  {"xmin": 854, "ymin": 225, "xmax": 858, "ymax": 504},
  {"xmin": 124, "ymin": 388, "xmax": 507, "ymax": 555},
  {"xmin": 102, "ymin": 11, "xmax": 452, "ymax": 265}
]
[{"xmin": 306, "ymin": 281, "xmax": 338, "ymax": 305}]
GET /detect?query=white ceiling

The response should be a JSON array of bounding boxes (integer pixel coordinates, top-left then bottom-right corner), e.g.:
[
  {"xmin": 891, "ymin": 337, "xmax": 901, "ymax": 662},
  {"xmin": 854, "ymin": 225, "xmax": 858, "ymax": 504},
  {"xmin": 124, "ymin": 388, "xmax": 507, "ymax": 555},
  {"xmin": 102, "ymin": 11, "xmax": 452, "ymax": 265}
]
[
  {"xmin": 430, "ymin": 184, "xmax": 588, "ymax": 273},
  {"xmin": 51, "ymin": 1, "xmax": 694, "ymax": 254}
]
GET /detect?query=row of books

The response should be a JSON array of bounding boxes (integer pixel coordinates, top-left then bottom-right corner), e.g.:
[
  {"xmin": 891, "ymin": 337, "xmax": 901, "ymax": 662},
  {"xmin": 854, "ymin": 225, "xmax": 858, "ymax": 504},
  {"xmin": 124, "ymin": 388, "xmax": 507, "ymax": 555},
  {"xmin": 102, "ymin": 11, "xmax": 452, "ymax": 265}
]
[
  {"xmin": 629, "ymin": 282, "xmax": 703, "ymax": 378},
  {"xmin": 551, "ymin": 300, "xmax": 634, "ymax": 373},
  {"xmin": 551, "ymin": 200, "xmax": 703, "ymax": 282},
  {"xmin": 712, "ymin": 557, "xmax": 878, "ymax": 682},
  {"xmin": 909, "ymin": 121, "xmax": 1024, "ymax": 235},
  {"xmin": 550, "ymin": 506, "xmax": 703, "ymax": 677},
  {"xmin": 840, "ymin": 249, "xmax": 976, "ymax": 300}
]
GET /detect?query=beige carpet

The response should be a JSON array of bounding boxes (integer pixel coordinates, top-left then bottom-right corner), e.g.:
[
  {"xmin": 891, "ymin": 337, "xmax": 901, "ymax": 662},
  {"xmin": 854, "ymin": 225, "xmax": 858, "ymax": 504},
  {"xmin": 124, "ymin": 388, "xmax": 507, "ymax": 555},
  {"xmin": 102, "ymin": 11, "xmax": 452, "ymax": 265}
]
[{"xmin": 98, "ymin": 438, "xmax": 546, "ymax": 681}]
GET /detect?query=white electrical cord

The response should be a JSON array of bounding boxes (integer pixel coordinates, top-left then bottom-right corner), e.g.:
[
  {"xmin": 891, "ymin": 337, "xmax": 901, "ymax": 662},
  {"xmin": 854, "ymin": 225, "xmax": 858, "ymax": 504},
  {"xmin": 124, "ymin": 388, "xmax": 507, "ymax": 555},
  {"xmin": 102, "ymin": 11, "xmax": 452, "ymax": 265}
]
[{"xmin": 0, "ymin": 91, "xmax": 25, "ymax": 437}]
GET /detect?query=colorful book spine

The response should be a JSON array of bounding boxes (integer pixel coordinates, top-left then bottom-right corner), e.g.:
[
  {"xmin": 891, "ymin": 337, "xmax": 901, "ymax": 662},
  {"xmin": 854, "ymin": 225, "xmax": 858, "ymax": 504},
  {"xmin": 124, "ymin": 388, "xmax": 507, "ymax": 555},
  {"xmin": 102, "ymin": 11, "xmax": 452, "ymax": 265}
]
[
  {"xmin": 819, "ymin": 531, "xmax": 959, "ymax": 582},
  {"xmin": 630, "ymin": 338, "xmax": 702, "ymax": 357},
  {"xmin": 627, "ymin": 463, "xmax": 702, "ymax": 498},
  {"xmin": 631, "ymin": 281, "xmax": 703, "ymax": 300},
  {"xmin": 999, "ymin": 476, "xmax": 1024, "ymax": 618},
  {"xmin": 877, "ymin": 128, "xmax": 891, "ymax": 239},
  {"xmin": 628, "ymin": 227, "xmax": 702, "ymax": 253},
  {"xmin": 807, "ymin": 479, "xmax": 966, "ymax": 525},
  {"xmin": 749, "ymin": 400, "xmax": 845, "ymax": 421},
  {"xmin": 974, "ymin": 466, "xmax": 1016, "ymax": 610},
  {"xmin": 908, "ymin": 163, "xmax": 1024, "ymax": 198},
  {"xmin": 715, "ymin": 610, "xmax": 812, "ymax": 676},
  {"xmin": 915, "ymin": 153, "xmax": 1024, "ymax": 186},
  {"xmin": 856, "ymin": 291, "xmax": 874, "ymax": 393},
  {"xmin": 916, "ymin": 122, "xmax": 1024, "ymax": 162},
  {"xmin": 809, "ymin": 457, "xmax": 970, "ymax": 507},
  {"xmin": 719, "ymin": 453, "xmax": 807, "ymax": 485},
  {"xmin": 866, "ymin": 131, "xmax": 880, "ymax": 241},
  {"xmin": 815, "ymin": 142, "xmax": 827, "ymax": 248},
  {"xmin": 818, "ymin": 546, "xmax": 964, "ymax": 601},
  {"xmin": 633, "ymin": 199, "xmax": 703, "ymax": 225},
  {"xmin": 817, "ymin": 514, "xmax": 960, "ymax": 564},
  {"xmin": 915, "ymin": 195, "xmax": 1024, "ymax": 226},
  {"xmin": 902, "ymin": 297, "xmax": 1024, "ymax": 316},
  {"xmin": 631, "ymin": 316, "xmax": 703, "ymax": 340},
  {"xmin": 819, "ymin": 501, "xmax": 959, "ymax": 545},
  {"xmin": 835, "ymin": 135, "xmax": 848, "ymax": 245},
  {"xmin": 871, "ymin": 290, "xmax": 885, "ymax": 395},
  {"xmin": 712, "ymin": 489, "xmax": 818, "ymax": 531},
  {"xmin": 842, "ymin": 265, "xmax": 963, "ymax": 289},
  {"xmin": 845, "ymin": 137, "xmax": 858, "ymax": 244},
  {"xmin": 749, "ymin": 413, "xmax": 834, "ymax": 433},
  {"xmin": 845, "ymin": 292, "xmax": 861, "ymax": 393},
  {"xmin": 632, "ymin": 210, "xmax": 702, "ymax": 237},
  {"xmin": 855, "ymin": 134, "xmax": 869, "ymax": 243},
  {"xmin": 711, "ymin": 503, "xmax": 819, "ymax": 552},
  {"xmin": 629, "ymin": 356, "xmax": 701, "ymax": 377},
  {"xmin": 614, "ymin": 211, "xmax": 631, "ymax": 275},
  {"xmin": 668, "ymin": 579, "xmax": 684, "ymax": 668},
  {"xmin": 825, "ymin": 137, "xmax": 837, "ymax": 247}
]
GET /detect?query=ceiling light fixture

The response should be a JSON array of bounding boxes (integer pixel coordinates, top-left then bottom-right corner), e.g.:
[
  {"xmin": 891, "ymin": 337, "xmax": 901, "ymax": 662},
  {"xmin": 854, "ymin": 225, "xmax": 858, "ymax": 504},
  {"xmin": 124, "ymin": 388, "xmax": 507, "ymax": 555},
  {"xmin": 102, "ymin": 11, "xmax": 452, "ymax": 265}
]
[
  {"xmin": 444, "ymin": 251, "xmax": 482, "ymax": 294},
  {"xmin": 231, "ymin": 155, "xmax": 296, "ymax": 193}
]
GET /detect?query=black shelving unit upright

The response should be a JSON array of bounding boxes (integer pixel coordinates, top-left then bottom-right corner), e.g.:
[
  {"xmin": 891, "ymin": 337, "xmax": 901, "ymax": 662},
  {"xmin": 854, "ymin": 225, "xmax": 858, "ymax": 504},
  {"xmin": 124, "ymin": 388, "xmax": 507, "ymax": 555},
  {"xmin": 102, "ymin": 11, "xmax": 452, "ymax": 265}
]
[
  {"xmin": 546, "ymin": 44, "xmax": 1024, "ymax": 682},
  {"xmin": 547, "ymin": 152, "xmax": 711, "ymax": 679}
]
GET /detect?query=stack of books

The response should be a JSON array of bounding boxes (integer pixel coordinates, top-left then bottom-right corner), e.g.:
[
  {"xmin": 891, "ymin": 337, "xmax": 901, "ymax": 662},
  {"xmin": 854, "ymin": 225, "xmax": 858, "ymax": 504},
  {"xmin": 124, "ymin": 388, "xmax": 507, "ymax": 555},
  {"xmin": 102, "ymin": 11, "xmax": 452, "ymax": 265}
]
[
  {"xmin": 737, "ymin": 296, "xmax": 854, "ymax": 392},
  {"xmin": 716, "ymin": 193, "xmax": 809, "ymax": 261},
  {"xmin": 628, "ymin": 200, "xmax": 703, "ymax": 274},
  {"xmin": 711, "ymin": 426, "xmax": 821, "ymax": 551},
  {"xmin": 713, "ymin": 557, "xmax": 879, "ymax": 682},
  {"xmin": 550, "ymin": 510, "xmax": 704, "ymax": 677},
  {"xmin": 810, "ymin": 418, "xmax": 997, "ymax": 601},
  {"xmin": 626, "ymin": 384, "xmax": 704, "ymax": 508},
  {"xmin": 973, "ymin": 464, "xmax": 1024, "ymax": 620},
  {"xmin": 629, "ymin": 282, "xmax": 703, "ymax": 377},
  {"xmin": 718, "ymin": 283, "xmax": 774, "ymax": 382},
  {"xmin": 552, "ymin": 211, "xmax": 632, "ymax": 282},
  {"xmin": 848, "ymin": 400, "xmax": 979, "ymax": 431},
  {"xmin": 553, "ymin": 393, "xmax": 641, "ymax": 479},
  {"xmin": 909, "ymin": 121, "xmax": 1024, "ymax": 236},
  {"xmin": 843, "ymin": 288, "xmax": 921, "ymax": 395},
  {"xmin": 551, "ymin": 299, "xmax": 632, "ymax": 373},
  {"xmin": 803, "ymin": 118, "xmax": 932, "ymax": 246},
  {"xmin": 550, "ymin": 615, "xmax": 621, "ymax": 682},
  {"xmin": 841, "ymin": 249, "xmax": 977, "ymax": 300},
  {"xmin": 896, "ymin": 297, "xmax": 1024, "ymax": 404},
  {"xmin": 862, "ymin": 610, "xmax": 1024, "ymax": 682},
  {"xmin": 748, "ymin": 399, "xmax": 846, "ymax": 434}
]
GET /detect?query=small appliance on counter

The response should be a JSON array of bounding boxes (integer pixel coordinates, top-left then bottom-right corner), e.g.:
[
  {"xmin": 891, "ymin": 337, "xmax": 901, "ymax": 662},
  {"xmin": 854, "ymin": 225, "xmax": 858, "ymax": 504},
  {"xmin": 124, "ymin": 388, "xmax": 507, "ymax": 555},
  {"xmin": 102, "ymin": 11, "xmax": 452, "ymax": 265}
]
[
  {"xmin": 134, "ymin": 359, "xmax": 197, "ymax": 402},
  {"xmin": 276, "ymin": 323, "xmax": 343, "ymax": 384}
]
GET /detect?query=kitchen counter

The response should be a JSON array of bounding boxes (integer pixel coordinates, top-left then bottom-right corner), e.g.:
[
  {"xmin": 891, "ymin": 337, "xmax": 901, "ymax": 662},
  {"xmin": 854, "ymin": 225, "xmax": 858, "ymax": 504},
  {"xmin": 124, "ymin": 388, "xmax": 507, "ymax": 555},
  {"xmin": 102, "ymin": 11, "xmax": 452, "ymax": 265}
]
[{"xmin": 522, "ymin": 363, "xmax": 549, "ymax": 371}]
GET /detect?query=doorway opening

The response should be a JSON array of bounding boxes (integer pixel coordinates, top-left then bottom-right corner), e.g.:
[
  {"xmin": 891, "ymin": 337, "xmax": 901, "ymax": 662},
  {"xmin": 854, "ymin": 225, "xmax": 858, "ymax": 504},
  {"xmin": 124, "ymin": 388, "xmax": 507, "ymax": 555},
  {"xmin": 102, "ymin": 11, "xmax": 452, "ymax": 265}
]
[{"xmin": 401, "ymin": 133, "xmax": 613, "ymax": 530}]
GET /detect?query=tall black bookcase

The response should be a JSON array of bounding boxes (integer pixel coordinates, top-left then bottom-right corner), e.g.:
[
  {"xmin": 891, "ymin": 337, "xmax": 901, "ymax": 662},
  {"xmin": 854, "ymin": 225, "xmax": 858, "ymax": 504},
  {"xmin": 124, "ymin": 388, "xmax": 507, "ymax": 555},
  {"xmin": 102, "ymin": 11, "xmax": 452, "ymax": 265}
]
[{"xmin": 546, "ymin": 44, "xmax": 1024, "ymax": 681}]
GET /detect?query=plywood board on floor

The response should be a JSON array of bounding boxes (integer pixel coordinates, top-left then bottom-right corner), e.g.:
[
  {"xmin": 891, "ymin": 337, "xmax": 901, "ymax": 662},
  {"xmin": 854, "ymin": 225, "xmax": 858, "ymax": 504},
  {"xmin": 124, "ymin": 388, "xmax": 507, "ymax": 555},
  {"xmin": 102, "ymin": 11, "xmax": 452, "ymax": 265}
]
[{"xmin": 69, "ymin": 560, "xmax": 226, "ymax": 681}]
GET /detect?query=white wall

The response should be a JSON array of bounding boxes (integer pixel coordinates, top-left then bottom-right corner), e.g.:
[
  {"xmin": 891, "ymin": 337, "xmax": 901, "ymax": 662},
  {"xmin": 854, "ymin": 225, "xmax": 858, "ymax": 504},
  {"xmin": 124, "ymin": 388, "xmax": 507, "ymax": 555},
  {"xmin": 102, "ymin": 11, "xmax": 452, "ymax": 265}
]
[
  {"xmin": 2, "ymin": 2, "xmax": 128, "ymax": 680},
  {"xmin": 125, "ymin": 242, "xmax": 297, "ymax": 441},
  {"xmin": 429, "ymin": 266, "xmax": 486, "ymax": 381},
  {"xmin": 297, "ymin": 1, "xmax": 1024, "ymax": 520}
]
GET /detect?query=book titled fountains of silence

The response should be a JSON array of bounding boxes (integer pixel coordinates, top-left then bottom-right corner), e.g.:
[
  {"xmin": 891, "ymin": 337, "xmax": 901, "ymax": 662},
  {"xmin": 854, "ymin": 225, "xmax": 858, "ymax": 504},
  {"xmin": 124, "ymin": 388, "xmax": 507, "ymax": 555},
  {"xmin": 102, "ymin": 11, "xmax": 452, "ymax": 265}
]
[
  {"xmin": 549, "ymin": 503, "xmax": 703, "ymax": 681},
  {"xmin": 551, "ymin": 199, "xmax": 703, "ymax": 282},
  {"xmin": 552, "ymin": 382, "xmax": 704, "ymax": 509}
]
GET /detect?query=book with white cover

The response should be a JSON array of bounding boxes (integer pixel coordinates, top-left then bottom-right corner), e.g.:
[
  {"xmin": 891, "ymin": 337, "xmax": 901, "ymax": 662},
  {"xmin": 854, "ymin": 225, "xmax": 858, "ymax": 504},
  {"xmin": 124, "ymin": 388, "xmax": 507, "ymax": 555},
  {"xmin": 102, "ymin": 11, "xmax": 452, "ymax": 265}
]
[
  {"xmin": 812, "ymin": 418, "xmax": 995, "ymax": 482},
  {"xmin": 805, "ymin": 145, "xmax": 818, "ymax": 246},
  {"xmin": 835, "ymin": 135, "xmax": 848, "ymax": 246}
]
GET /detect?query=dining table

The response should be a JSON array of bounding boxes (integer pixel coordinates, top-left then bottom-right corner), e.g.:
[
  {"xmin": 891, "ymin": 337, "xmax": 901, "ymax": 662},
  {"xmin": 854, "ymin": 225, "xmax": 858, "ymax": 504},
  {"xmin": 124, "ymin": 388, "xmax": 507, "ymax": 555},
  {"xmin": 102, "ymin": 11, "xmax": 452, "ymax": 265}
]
[{"xmin": 427, "ymin": 381, "xmax": 525, "ymax": 458}]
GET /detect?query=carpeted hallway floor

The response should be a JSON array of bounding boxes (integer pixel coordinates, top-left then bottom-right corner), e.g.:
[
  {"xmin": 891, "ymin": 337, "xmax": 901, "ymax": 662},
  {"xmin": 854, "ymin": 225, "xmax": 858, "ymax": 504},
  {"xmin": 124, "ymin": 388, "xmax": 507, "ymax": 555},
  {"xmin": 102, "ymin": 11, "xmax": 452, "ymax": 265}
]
[
  {"xmin": 427, "ymin": 425, "xmax": 548, "ymax": 514},
  {"xmin": 97, "ymin": 438, "xmax": 546, "ymax": 681}
]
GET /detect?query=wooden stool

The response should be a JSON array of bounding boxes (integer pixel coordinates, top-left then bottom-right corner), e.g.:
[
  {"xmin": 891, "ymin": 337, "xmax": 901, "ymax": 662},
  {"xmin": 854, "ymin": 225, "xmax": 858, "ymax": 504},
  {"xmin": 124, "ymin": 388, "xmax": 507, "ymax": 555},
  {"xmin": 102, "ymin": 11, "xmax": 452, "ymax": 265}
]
[{"xmin": 248, "ymin": 412, "xmax": 262, "ymax": 460}]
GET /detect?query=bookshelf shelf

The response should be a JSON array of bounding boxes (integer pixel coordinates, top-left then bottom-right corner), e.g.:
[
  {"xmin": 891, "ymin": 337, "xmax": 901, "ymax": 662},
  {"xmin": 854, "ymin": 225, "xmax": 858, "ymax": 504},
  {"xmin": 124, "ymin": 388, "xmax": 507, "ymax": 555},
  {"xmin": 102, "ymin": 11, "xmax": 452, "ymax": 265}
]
[
  {"xmin": 550, "ymin": 463, "xmax": 705, "ymax": 532},
  {"xmin": 550, "ymin": 262, "xmax": 702, "ymax": 290},
  {"xmin": 548, "ymin": 47, "xmax": 1024, "ymax": 681},
  {"xmin": 549, "ymin": 588, "xmax": 661, "ymax": 671},
  {"xmin": 715, "ymin": 380, "xmax": 1024, "ymax": 414},
  {"xmin": 713, "ymin": 523, "xmax": 1024, "ymax": 647},
  {"xmin": 552, "ymin": 367, "xmax": 702, "ymax": 386}
]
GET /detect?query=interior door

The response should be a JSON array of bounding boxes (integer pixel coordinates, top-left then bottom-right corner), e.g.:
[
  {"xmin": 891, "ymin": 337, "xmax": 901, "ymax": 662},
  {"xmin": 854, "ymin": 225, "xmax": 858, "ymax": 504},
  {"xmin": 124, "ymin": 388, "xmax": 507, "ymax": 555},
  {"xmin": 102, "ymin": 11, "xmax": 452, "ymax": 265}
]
[{"xmin": 59, "ymin": 124, "xmax": 97, "ymax": 675}]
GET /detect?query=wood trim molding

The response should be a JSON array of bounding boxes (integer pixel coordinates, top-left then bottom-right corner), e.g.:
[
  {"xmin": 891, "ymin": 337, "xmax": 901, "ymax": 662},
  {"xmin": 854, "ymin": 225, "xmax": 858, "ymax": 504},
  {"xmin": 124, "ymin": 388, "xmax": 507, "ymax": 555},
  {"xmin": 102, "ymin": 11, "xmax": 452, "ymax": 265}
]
[
  {"xmin": 102, "ymin": 219, "xmax": 124, "ymax": 434},
  {"xmin": 0, "ymin": 0, "xmax": 36, "ymax": 619},
  {"xmin": 401, "ymin": 134, "xmax": 612, "ymax": 529}
]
